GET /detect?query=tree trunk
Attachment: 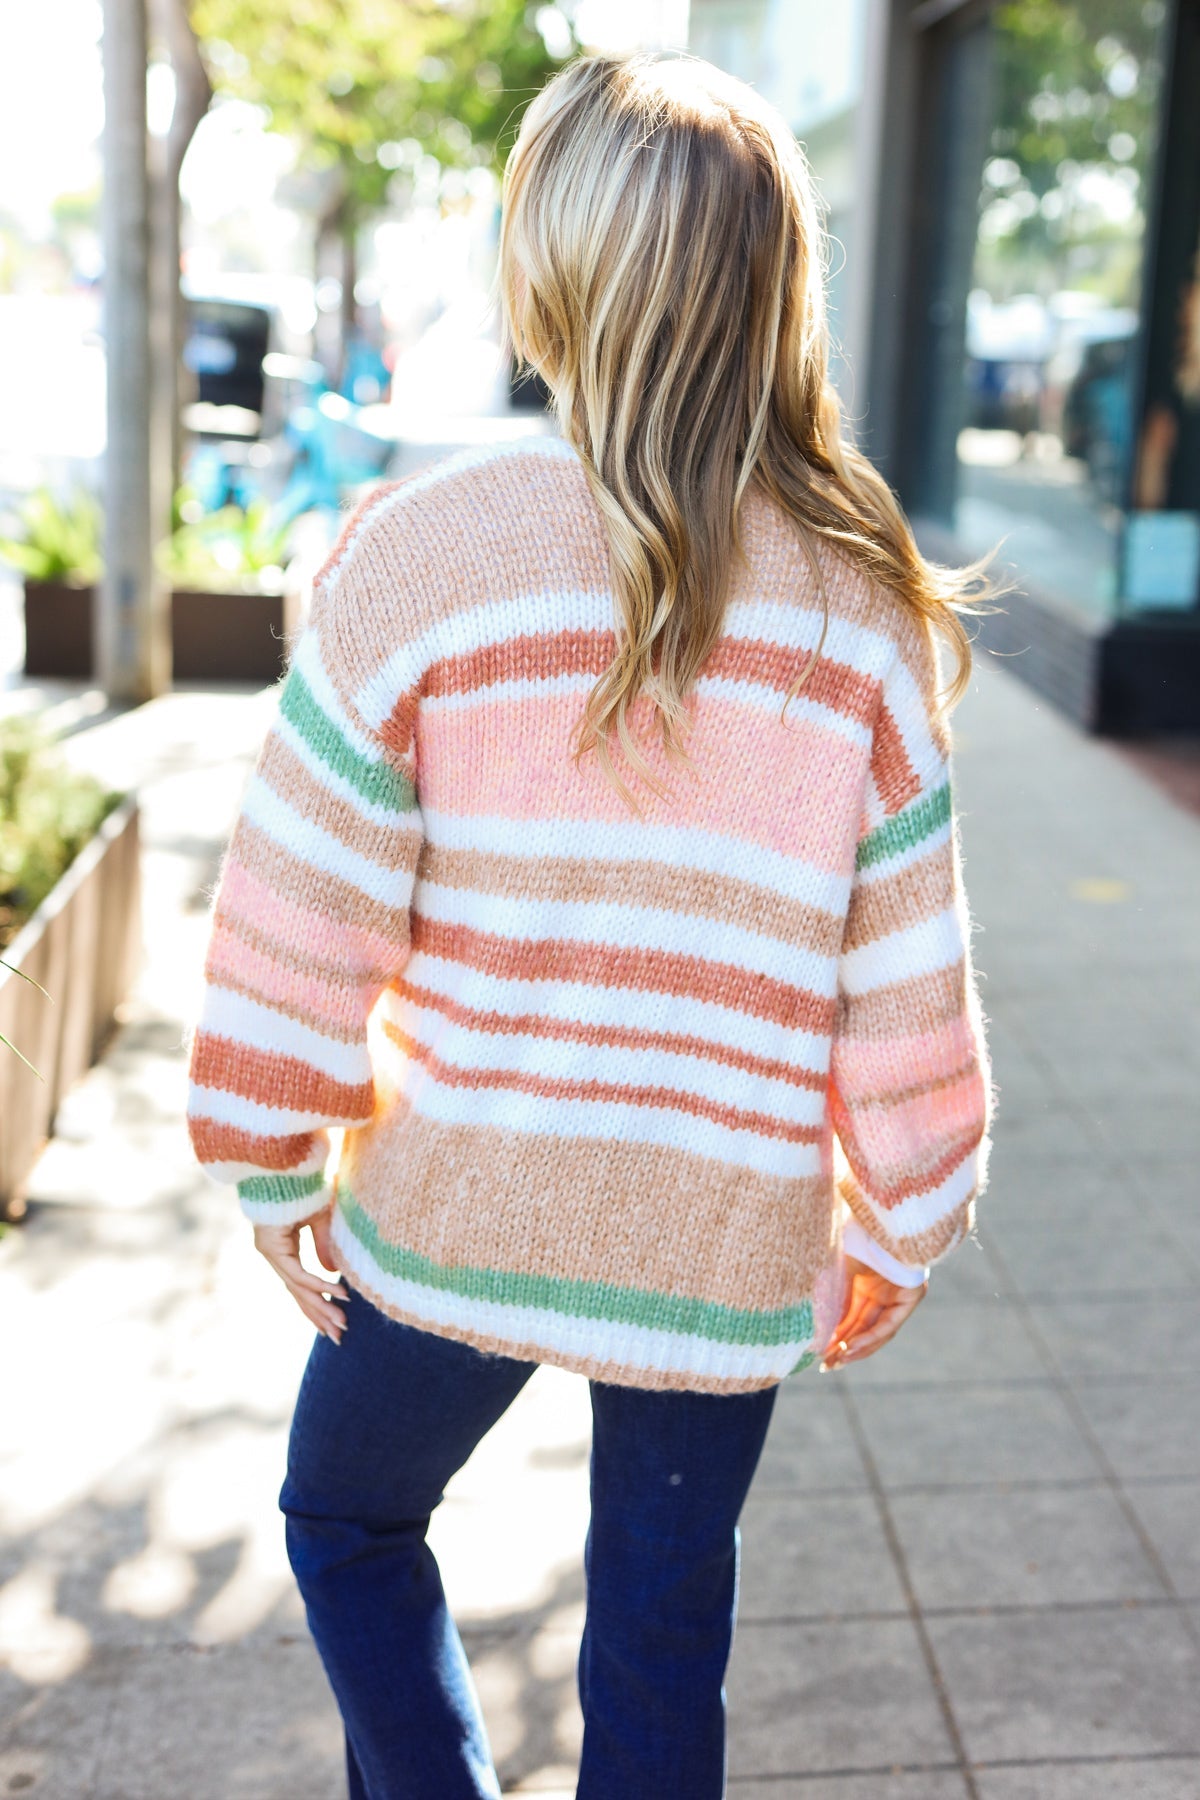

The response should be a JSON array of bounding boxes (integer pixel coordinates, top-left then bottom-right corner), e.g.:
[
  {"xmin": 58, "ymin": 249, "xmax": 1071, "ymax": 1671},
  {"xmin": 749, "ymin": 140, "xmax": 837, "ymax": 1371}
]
[{"xmin": 100, "ymin": 0, "xmax": 170, "ymax": 702}]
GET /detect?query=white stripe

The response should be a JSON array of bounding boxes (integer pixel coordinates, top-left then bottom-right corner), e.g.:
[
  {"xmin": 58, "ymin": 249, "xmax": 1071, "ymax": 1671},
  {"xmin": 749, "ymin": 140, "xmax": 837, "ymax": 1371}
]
[
  {"xmin": 357, "ymin": 586, "xmax": 612, "ymax": 724},
  {"xmin": 290, "ymin": 626, "xmax": 386, "ymax": 766},
  {"xmin": 883, "ymin": 647, "xmax": 944, "ymax": 789},
  {"xmin": 187, "ymin": 1085, "xmax": 372, "ymax": 1135},
  {"xmin": 242, "ymin": 780, "xmax": 415, "ymax": 907},
  {"xmin": 422, "ymin": 809, "xmax": 851, "ymax": 912},
  {"xmin": 331, "ymin": 1209, "xmax": 814, "ymax": 1383},
  {"xmin": 724, "ymin": 599, "xmax": 896, "ymax": 681},
  {"xmin": 845, "ymin": 1150, "xmax": 979, "ymax": 1239},
  {"xmin": 274, "ymin": 710, "xmax": 412, "ymax": 829},
  {"xmin": 199, "ymin": 985, "xmax": 371, "ymax": 1085},
  {"xmin": 420, "ymin": 668, "xmax": 871, "ymax": 745},
  {"xmin": 396, "ymin": 1069, "xmax": 822, "ymax": 1181},
  {"xmin": 199, "ymin": 1155, "xmax": 326, "ymax": 1187},
  {"xmin": 839, "ymin": 906, "xmax": 965, "ymax": 996},
  {"xmin": 696, "ymin": 677, "xmax": 872, "ymax": 744},
  {"xmin": 384, "ymin": 991, "xmax": 826, "ymax": 1127},
  {"xmin": 400, "ymin": 949, "xmax": 832, "ymax": 1074},
  {"xmin": 415, "ymin": 880, "xmax": 835, "ymax": 994}
]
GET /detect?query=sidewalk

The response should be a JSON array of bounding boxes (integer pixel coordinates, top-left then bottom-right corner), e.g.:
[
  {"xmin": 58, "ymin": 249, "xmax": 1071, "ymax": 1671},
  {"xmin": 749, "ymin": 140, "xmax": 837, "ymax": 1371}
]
[{"xmin": 1, "ymin": 626, "xmax": 1199, "ymax": 1798}]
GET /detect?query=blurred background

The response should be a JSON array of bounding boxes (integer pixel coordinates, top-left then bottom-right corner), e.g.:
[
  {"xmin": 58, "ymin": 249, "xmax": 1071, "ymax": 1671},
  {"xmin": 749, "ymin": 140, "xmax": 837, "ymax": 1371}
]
[{"xmin": 1, "ymin": 4, "xmax": 1199, "ymax": 1797}]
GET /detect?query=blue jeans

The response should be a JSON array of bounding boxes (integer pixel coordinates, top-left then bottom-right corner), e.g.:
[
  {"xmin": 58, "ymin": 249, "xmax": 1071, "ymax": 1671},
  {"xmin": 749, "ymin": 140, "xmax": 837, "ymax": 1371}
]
[{"xmin": 280, "ymin": 1287, "xmax": 777, "ymax": 1800}]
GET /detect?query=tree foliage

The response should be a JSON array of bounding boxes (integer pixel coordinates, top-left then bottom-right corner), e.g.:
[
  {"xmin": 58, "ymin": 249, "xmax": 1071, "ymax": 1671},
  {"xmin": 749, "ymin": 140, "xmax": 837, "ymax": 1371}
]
[{"xmin": 188, "ymin": 0, "xmax": 573, "ymax": 220}]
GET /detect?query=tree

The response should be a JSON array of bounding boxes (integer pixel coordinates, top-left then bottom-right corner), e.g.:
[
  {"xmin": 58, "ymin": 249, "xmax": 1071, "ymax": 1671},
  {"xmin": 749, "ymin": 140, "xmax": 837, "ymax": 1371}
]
[
  {"xmin": 187, "ymin": 0, "xmax": 574, "ymax": 364},
  {"xmin": 980, "ymin": 0, "xmax": 1169, "ymax": 301}
]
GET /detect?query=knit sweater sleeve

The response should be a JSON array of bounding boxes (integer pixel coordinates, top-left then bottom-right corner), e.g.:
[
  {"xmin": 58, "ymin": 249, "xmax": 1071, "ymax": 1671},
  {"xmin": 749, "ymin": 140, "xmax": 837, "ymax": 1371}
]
[
  {"xmin": 185, "ymin": 524, "xmax": 424, "ymax": 1227},
  {"xmin": 828, "ymin": 612, "xmax": 994, "ymax": 1277}
]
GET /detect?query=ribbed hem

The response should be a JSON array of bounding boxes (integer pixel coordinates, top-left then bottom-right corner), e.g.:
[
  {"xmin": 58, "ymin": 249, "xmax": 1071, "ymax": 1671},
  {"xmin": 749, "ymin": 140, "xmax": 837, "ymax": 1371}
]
[{"xmin": 237, "ymin": 1172, "xmax": 333, "ymax": 1227}]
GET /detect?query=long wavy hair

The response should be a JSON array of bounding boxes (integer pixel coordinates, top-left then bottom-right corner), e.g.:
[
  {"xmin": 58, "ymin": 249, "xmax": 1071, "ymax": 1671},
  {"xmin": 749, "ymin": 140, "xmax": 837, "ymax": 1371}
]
[{"xmin": 496, "ymin": 50, "xmax": 1001, "ymax": 811}]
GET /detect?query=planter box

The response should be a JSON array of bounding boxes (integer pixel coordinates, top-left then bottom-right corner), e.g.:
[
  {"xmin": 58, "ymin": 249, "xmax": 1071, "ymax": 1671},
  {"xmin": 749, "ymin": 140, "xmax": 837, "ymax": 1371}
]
[
  {"xmin": 171, "ymin": 586, "xmax": 296, "ymax": 683},
  {"xmin": 0, "ymin": 796, "xmax": 141, "ymax": 1218},
  {"xmin": 21, "ymin": 580, "xmax": 94, "ymax": 678},
  {"xmin": 22, "ymin": 581, "xmax": 298, "ymax": 684}
]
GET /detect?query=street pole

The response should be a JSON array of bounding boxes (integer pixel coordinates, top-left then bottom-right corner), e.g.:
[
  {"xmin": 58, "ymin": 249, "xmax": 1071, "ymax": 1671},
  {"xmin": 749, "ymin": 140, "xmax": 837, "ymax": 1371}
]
[{"xmin": 100, "ymin": 0, "xmax": 170, "ymax": 702}]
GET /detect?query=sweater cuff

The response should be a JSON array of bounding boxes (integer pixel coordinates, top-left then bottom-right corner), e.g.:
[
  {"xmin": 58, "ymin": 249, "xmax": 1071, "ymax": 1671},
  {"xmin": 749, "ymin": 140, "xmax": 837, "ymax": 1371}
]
[
  {"xmin": 841, "ymin": 1215, "xmax": 931, "ymax": 1287},
  {"xmin": 237, "ymin": 1171, "xmax": 334, "ymax": 1227}
]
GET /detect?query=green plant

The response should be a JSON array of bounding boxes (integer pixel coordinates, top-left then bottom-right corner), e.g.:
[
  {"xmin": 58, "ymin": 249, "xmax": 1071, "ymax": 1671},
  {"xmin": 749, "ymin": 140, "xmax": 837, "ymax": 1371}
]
[
  {"xmin": 157, "ymin": 498, "xmax": 291, "ymax": 593},
  {"xmin": 0, "ymin": 717, "xmax": 124, "ymax": 955},
  {"xmin": 0, "ymin": 487, "xmax": 103, "ymax": 586}
]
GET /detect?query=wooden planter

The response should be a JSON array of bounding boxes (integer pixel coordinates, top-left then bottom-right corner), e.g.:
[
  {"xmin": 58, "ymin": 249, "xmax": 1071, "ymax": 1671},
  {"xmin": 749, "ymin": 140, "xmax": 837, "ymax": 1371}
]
[
  {"xmin": 0, "ymin": 796, "xmax": 141, "ymax": 1218},
  {"xmin": 171, "ymin": 586, "xmax": 295, "ymax": 683},
  {"xmin": 21, "ymin": 580, "xmax": 95, "ymax": 678},
  {"xmin": 21, "ymin": 581, "xmax": 297, "ymax": 684}
]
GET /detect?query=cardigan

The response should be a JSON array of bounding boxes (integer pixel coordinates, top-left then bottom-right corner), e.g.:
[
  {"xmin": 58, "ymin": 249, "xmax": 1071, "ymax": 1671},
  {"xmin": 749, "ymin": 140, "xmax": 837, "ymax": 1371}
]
[{"xmin": 185, "ymin": 434, "xmax": 995, "ymax": 1394}]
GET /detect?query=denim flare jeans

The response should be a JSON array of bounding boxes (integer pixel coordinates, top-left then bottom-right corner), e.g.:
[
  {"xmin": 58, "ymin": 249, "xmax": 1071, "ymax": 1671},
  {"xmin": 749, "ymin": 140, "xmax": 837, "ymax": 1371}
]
[{"xmin": 280, "ymin": 1286, "xmax": 778, "ymax": 1800}]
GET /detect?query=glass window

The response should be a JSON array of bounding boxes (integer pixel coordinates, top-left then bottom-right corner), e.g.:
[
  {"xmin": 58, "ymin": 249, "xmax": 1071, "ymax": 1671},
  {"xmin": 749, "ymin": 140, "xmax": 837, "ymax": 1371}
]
[{"xmin": 952, "ymin": 0, "xmax": 1171, "ymax": 620}]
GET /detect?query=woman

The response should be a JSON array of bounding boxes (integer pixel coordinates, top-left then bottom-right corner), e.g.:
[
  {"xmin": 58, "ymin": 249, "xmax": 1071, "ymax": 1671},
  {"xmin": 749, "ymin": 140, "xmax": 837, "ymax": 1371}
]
[{"xmin": 186, "ymin": 49, "xmax": 996, "ymax": 1800}]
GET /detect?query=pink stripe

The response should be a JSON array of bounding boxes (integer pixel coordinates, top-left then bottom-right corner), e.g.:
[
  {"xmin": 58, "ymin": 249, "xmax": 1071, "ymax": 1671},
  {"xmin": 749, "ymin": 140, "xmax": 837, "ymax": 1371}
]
[
  {"xmin": 218, "ymin": 862, "xmax": 400, "ymax": 974},
  {"xmin": 206, "ymin": 924, "xmax": 367, "ymax": 1037},
  {"xmin": 417, "ymin": 693, "xmax": 863, "ymax": 869},
  {"xmin": 846, "ymin": 1069, "xmax": 987, "ymax": 1168},
  {"xmin": 832, "ymin": 1018, "xmax": 979, "ymax": 1097}
]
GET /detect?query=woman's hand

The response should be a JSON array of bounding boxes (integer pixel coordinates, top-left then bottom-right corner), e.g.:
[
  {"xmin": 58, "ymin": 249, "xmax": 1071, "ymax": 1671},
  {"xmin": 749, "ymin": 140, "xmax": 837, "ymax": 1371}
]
[
  {"xmin": 252, "ymin": 1206, "xmax": 350, "ymax": 1344},
  {"xmin": 819, "ymin": 1255, "xmax": 928, "ymax": 1371}
]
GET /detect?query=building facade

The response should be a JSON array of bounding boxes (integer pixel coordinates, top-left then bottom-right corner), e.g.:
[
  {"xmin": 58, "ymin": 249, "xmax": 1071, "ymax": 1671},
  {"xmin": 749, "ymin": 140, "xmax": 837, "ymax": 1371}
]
[{"xmin": 689, "ymin": 0, "xmax": 1200, "ymax": 732}]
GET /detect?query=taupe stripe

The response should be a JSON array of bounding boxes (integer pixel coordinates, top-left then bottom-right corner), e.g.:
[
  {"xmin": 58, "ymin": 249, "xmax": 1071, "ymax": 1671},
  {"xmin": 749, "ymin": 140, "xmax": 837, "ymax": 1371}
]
[
  {"xmin": 419, "ymin": 843, "xmax": 843, "ymax": 960},
  {"xmin": 213, "ymin": 912, "xmax": 398, "ymax": 992},
  {"xmin": 842, "ymin": 840, "xmax": 956, "ymax": 951},
  {"xmin": 343, "ymin": 1265, "xmax": 790, "ymax": 1394},
  {"xmin": 228, "ymin": 820, "xmax": 413, "ymax": 939},
  {"xmin": 836, "ymin": 961, "xmax": 968, "ymax": 1038},
  {"xmin": 839, "ymin": 1052, "xmax": 983, "ymax": 1112},
  {"xmin": 259, "ymin": 731, "xmax": 420, "ymax": 871},
  {"xmin": 847, "ymin": 1195, "xmax": 976, "ymax": 1269},
  {"xmin": 341, "ymin": 1102, "xmax": 836, "ymax": 1311}
]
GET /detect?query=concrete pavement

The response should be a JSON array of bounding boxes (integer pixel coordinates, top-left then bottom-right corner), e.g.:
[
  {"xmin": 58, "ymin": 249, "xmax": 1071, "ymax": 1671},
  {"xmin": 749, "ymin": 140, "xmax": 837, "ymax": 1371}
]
[{"xmin": 1, "ymin": 622, "xmax": 1199, "ymax": 1797}]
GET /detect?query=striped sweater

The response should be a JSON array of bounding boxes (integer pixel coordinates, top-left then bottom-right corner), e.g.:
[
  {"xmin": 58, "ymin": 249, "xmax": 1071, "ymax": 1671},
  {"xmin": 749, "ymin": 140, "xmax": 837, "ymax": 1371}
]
[{"xmin": 185, "ymin": 434, "xmax": 994, "ymax": 1394}]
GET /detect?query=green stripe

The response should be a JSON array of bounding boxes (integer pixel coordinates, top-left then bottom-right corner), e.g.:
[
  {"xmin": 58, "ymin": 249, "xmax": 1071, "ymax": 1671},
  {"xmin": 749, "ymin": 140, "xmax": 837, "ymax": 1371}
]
[
  {"xmin": 339, "ymin": 1191, "xmax": 814, "ymax": 1348},
  {"xmin": 281, "ymin": 666, "xmax": 416, "ymax": 814},
  {"xmin": 238, "ymin": 1170, "xmax": 327, "ymax": 1206},
  {"xmin": 856, "ymin": 778, "xmax": 951, "ymax": 873}
]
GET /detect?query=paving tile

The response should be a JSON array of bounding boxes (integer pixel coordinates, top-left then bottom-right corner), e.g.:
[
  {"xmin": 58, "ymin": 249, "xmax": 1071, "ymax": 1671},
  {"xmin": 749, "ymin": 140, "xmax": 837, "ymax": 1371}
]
[
  {"xmin": 86, "ymin": 1639, "xmax": 344, "ymax": 1799},
  {"xmin": 888, "ymin": 1483, "xmax": 1167, "ymax": 1610},
  {"xmin": 850, "ymin": 1384, "xmax": 1102, "ymax": 1487},
  {"xmin": 752, "ymin": 1387, "xmax": 869, "ymax": 1495},
  {"xmin": 835, "ymin": 1297, "xmax": 1045, "ymax": 1389},
  {"xmin": 972, "ymin": 1154, "xmax": 1137, "ymax": 1222},
  {"xmin": 924, "ymin": 1235, "xmax": 1008, "ymax": 1300},
  {"xmin": 1090, "ymin": 1099, "xmax": 1200, "ymax": 1162},
  {"xmin": 0, "ymin": 1649, "xmax": 123, "ymax": 1800},
  {"xmin": 474, "ymin": 1626, "xmax": 582, "ymax": 1796},
  {"xmin": 1072, "ymin": 1379, "xmax": 1200, "ymax": 1480},
  {"xmin": 727, "ymin": 1776, "xmax": 969, "ymax": 1798},
  {"xmin": 726, "ymin": 1617, "xmax": 957, "ymax": 1777},
  {"xmin": 1026, "ymin": 1296, "xmax": 1200, "ymax": 1379},
  {"xmin": 926, "ymin": 1603, "xmax": 1200, "ymax": 1764},
  {"xmin": 1124, "ymin": 1481, "xmax": 1200, "ymax": 1598},
  {"xmin": 974, "ymin": 1761, "xmax": 1200, "ymax": 1799},
  {"xmin": 982, "ymin": 1214, "xmax": 1196, "ymax": 1296},
  {"xmin": 738, "ymin": 1491, "xmax": 906, "ymax": 1621}
]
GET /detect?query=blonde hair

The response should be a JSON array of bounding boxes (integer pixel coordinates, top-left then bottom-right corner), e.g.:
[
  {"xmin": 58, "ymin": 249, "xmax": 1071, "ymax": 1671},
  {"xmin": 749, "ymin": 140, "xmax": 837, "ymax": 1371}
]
[{"xmin": 497, "ymin": 50, "xmax": 1001, "ymax": 811}]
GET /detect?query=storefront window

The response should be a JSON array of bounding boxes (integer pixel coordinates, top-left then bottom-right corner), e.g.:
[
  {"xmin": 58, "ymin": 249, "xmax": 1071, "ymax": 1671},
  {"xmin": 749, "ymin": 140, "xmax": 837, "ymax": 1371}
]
[{"xmin": 953, "ymin": 0, "xmax": 1171, "ymax": 619}]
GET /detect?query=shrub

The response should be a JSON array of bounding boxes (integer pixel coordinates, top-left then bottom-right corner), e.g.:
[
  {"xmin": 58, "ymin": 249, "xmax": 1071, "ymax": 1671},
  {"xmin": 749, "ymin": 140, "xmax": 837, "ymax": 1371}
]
[
  {"xmin": 0, "ymin": 487, "xmax": 103, "ymax": 587},
  {"xmin": 157, "ymin": 497, "xmax": 291, "ymax": 594},
  {"xmin": 0, "ymin": 717, "xmax": 125, "ymax": 951}
]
